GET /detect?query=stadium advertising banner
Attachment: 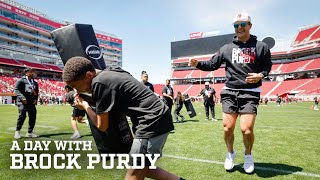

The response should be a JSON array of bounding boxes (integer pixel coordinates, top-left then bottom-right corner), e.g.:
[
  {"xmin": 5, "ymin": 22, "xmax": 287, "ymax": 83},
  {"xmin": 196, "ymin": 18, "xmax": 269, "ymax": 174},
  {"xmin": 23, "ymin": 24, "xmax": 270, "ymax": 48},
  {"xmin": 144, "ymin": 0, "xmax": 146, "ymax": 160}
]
[{"xmin": 172, "ymin": 33, "xmax": 235, "ymax": 58}]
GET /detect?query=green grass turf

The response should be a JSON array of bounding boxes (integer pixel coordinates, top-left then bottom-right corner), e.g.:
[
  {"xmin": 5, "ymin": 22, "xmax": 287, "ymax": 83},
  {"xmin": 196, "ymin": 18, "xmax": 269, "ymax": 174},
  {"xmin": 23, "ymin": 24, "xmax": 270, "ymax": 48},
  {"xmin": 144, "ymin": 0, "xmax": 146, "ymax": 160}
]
[{"xmin": 0, "ymin": 102, "xmax": 319, "ymax": 179}]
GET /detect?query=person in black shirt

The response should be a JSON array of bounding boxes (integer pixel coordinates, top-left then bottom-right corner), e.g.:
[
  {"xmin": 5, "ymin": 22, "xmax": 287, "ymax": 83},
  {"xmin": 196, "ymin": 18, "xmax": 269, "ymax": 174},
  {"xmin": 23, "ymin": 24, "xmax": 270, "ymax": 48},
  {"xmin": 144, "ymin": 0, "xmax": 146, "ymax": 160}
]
[
  {"xmin": 276, "ymin": 94, "xmax": 281, "ymax": 106},
  {"xmin": 65, "ymin": 85, "xmax": 87, "ymax": 139},
  {"xmin": 189, "ymin": 13, "xmax": 272, "ymax": 173},
  {"xmin": 314, "ymin": 97, "xmax": 319, "ymax": 110},
  {"xmin": 62, "ymin": 57, "xmax": 181, "ymax": 180},
  {"xmin": 174, "ymin": 91, "xmax": 185, "ymax": 122},
  {"xmin": 199, "ymin": 82, "xmax": 217, "ymax": 121},
  {"xmin": 14, "ymin": 67, "xmax": 39, "ymax": 139},
  {"xmin": 141, "ymin": 70, "xmax": 154, "ymax": 92},
  {"xmin": 162, "ymin": 79, "xmax": 174, "ymax": 114}
]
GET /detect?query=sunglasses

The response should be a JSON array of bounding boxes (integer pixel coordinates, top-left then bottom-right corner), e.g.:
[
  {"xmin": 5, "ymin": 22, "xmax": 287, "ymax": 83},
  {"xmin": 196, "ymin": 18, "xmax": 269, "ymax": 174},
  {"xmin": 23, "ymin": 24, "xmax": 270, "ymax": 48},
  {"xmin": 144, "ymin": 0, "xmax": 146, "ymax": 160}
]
[{"xmin": 233, "ymin": 22, "xmax": 248, "ymax": 28}]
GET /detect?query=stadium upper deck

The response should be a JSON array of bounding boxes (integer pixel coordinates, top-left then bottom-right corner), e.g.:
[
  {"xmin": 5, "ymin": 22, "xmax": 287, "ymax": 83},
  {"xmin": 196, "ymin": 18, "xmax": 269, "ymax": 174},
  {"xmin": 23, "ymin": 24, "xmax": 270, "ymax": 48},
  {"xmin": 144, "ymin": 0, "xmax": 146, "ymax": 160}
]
[{"xmin": 0, "ymin": 0, "xmax": 122, "ymax": 69}]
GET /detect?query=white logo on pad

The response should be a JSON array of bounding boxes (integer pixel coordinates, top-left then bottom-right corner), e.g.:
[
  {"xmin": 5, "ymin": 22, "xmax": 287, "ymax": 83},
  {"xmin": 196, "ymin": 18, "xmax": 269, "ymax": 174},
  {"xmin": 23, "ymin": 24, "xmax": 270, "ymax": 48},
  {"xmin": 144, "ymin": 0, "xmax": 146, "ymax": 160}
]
[{"xmin": 85, "ymin": 45, "xmax": 103, "ymax": 60}]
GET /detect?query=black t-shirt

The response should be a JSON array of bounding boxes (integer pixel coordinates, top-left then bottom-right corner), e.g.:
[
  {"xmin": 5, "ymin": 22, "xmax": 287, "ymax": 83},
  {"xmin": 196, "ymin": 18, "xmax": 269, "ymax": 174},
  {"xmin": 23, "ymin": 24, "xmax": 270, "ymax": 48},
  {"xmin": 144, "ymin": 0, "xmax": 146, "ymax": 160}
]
[
  {"xmin": 92, "ymin": 68, "xmax": 174, "ymax": 139},
  {"xmin": 141, "ymin": 81, "xmax": 154, "ymax": 92},
  {"xmin": 315, "ymin": 97, "xmax": 319, "ymax": 105},
  {"xmin": 200, "ymin": 87, "xmax": 216, "ymax": 104},
  {"xmin": 162, "ymin": 85, "xmax": 174, "ymax": 105}
]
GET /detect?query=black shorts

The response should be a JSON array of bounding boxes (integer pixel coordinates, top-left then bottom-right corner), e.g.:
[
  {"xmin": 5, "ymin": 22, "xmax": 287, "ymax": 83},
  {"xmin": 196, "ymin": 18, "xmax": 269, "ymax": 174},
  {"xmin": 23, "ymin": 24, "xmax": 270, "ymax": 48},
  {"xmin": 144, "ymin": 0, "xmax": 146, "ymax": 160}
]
[
  {"xmin": 72, "ymin": 108, "xmax": 86, "ymax": 117},
  {"xmin": 220, "ymin": 89, "xmax": 260, "ymax": 114}
]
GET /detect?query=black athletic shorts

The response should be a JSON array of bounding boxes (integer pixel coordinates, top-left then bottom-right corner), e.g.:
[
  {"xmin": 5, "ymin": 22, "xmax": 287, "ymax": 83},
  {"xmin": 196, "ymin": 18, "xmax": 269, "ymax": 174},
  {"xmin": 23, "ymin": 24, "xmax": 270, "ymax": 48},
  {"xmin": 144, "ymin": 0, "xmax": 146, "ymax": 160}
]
[
  {"xmin": 72, "ymin": 108, "xmax": 86, "ymax": 117},
  {"xmin": 220, "ymin": 89, "xmax": 260, "ymax": 114}
]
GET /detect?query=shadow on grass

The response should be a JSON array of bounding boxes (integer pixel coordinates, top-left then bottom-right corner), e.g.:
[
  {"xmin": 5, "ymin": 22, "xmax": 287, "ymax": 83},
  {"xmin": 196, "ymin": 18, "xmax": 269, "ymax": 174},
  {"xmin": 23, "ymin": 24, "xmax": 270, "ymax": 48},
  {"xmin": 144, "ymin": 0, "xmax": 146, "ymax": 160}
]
[
  {"xmin": 39, "ymin": 133, "xmax": 93, "ymax": 139},
  {"xmin": 227, "ymin": 162, "xmax": 303, "ymax": 178},
  {"xmin": 173, "ymin": 120, "xmax": 200, "ymax": 124},
  {"xmin": 38, "ymin": 132, "xmax": 72, "ymax": 138}
]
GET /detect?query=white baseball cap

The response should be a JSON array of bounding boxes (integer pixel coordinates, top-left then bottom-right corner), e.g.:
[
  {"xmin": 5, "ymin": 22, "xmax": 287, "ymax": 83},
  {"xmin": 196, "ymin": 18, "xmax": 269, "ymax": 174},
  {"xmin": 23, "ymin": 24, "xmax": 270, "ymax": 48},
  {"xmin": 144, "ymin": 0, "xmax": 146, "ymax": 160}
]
[
  {"xmin": 233, "ymin": 12, "xmax": 251, "ymax": 23},
  {"xmin": 205, "ymin": 82, "xmax": 210, "ymax": 85}
]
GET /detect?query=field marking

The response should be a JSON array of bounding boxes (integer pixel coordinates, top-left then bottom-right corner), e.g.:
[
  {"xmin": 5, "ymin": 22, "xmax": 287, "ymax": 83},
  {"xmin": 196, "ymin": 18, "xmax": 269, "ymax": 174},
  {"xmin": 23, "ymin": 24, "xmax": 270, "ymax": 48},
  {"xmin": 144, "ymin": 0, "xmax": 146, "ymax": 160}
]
[
  {"xmin": 164, "ymin": 154, "xmax": 320, "ymax": 178},
  {"xmin": 258, "ymin": 125, "xmax": 320, "ymax": 130},
  {"xmin": 176, "ymin": 122, "xmax": 320, "ymax": 130}
]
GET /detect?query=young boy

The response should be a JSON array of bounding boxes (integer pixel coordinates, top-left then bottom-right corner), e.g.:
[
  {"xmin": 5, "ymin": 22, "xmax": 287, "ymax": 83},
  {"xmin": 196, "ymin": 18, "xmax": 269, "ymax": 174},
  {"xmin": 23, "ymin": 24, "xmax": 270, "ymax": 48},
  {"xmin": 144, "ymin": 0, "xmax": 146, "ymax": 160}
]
[
  {"xmin": 65, "ymin": 85, "xmax": 87, "ymax": 139},
  {"xmin": 63, "ymin": 56, "xmax": 182, "ymax": 180}
]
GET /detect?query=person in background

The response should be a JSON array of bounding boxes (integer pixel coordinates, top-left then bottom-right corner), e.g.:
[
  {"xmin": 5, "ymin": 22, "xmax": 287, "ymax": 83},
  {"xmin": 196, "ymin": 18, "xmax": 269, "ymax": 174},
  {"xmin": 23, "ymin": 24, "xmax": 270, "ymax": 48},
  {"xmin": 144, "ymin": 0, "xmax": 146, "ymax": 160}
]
[
  {"xmin": 174, "ymin": 91, "xmax": 185, "ymax": 122},
  {"xmin": 162, "ymin": 79, "xmax": 174, "ymax": 114},
  {"xmin": 14, "ymin": 67, "xmax": 39, "ymax": 139},
  {"xmin": 314, "ymin": 96, "xmax": 319, "ymax": 110},
  {"xmin": 199, "ymin": 82, "xmax": 217, "ymax": 121},
  {"xmin": 65, "ymin": 85, "xmax": 87, "ymax": 139},
  {"xmin": 141, "ymin": 70, "xmax": 154, "ymax": 92}
]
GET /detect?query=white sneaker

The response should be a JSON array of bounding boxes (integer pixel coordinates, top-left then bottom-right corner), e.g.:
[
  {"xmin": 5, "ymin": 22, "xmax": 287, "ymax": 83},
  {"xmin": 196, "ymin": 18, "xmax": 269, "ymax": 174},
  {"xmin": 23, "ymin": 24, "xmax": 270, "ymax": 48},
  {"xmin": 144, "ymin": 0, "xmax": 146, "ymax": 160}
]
[
  {"xmin": 212, "ymin": 118, "xmax": 218, "ymax": 121},
  {"xmin": 244, "ymin": 154, "xmax": 255, "ymax": 173},
  {"xmin": 70, "ymin": 131, "xmax": 81, "ymax": 139},
  {"xmin": 14, "ymin": 131, "xmax": 21, "ymax": 139},
  {"xmin": 25, "ymin": 132, "xmax": 39, "ymax": 138},
  {"xmin": 205, "ymin": 118, "xmax": 209, "ymax": 121},
  {"xmin": 224, "ymin": 150, "xmax": 236, "ymax": 170}
]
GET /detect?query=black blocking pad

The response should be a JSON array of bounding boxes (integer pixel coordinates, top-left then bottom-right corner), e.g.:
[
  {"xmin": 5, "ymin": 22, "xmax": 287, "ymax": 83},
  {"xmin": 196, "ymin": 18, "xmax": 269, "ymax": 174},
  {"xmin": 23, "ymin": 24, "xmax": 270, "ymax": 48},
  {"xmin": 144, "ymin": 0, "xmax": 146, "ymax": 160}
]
[
  {"xmin": 183, "ymin": 94, "xmax": 197, "ymax": 118},
  {"xmin": 79, "ymin": 93, "xmax": 133, "ymax": 155},
  {"xmin": 51, "ymin": 23, "xmax": 106, "ymax": 70}
]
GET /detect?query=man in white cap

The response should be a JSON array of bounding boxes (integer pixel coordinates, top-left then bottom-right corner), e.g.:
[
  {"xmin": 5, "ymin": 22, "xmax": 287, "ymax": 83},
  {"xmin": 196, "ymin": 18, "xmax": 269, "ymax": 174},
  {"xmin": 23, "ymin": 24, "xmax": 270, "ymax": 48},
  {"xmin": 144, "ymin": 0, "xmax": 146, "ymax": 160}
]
[
  {"xmin": 189, "ymin": 12, "xmax": 272, "ymax": 173},
  {"xmin": 198, "ymin": 82, "xmax": 217, "ymax": 121}
]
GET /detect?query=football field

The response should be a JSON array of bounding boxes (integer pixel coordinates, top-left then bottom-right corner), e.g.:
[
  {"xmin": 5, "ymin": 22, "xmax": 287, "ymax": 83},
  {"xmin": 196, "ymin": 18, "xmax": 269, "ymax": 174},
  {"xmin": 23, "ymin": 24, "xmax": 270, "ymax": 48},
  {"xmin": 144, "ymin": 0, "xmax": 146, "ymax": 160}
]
[{"xmin": 0, "ymin": 102, "xmax": 319, "ymax": 180}]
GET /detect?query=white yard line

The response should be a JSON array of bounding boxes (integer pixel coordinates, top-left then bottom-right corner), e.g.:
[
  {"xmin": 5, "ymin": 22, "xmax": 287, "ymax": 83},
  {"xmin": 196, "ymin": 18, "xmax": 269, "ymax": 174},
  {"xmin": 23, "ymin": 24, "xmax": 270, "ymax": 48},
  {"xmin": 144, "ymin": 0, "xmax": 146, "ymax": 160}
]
[{"xmin": 163, "ymin": 154, "xmax": 320, "ymax": 178}]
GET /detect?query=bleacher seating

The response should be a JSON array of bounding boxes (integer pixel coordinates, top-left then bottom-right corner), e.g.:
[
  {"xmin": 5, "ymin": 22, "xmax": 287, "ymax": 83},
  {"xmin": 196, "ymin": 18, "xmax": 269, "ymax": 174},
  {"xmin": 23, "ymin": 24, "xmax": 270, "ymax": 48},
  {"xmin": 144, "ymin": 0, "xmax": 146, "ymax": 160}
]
[
  {"xmin": 0, "ymin": 74, "xmax": 65, "ymax": 97},
  {"xmin": 19, "ymin": 60, "xmax": 50, "ymax": 71},
  {"xmin": 192, "ymin": 70, "xmax": 211, "ymax": 78},
  {"xmin": 293, "ymin": 25, "xmax": 319, "ymax": 45},
  {"xmin": 304, "ymin": 58, "xmax": 320, "ymax": 71},
  {"xmin": 309, "ymin": 27, "xmax": 320, "ymax": 42},
  {"xmin": 153, "ymin": 84, "xmax": 165, "ymax": 96},
  {"xmin": 43, "ymin": 63, "xmax": 62, "ymax": 72},
  {"xmin": 282, "ymin": 60, "xmax": 312, "ymax": 73},
  {"xmin": 172, "ymin": 70, "xmax": 193, "ymax": 79},
  {"xmin": 0, "ymin": 57, "xmax": 23, "ymax": 67}
]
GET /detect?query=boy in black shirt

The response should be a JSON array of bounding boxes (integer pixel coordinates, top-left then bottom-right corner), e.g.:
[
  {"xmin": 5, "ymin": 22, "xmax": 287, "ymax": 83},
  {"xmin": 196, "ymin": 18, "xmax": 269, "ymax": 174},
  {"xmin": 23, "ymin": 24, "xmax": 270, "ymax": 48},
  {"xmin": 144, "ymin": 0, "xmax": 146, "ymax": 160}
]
[{"xmin": 63, "ymin": 57, "xmax": 180, "ymax": 180}]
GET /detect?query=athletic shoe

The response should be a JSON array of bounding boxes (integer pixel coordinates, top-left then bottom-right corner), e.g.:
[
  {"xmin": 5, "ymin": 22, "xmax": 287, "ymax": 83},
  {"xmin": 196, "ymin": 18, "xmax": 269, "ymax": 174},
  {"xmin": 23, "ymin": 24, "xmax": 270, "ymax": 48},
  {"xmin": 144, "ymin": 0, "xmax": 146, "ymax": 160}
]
[
  {"xmin": 205, "ymin": 117, "xmax": 209, "ymax": 121},
  {"xmin": 14, "ymin": 131, "xmax": 21, "ymax": 139},
  {"xmin": 244, "ymin": 154, "xmax": 255, "ymax": 173},
  {"xmin": 181, "ymin": 117, "xmax": 185, "ymax": 122},
  {"xmin": 224, "ymin": 150, "xmax": 236, "ymax": 170},
  {"xmin": 83, "ymin": 119, "xmax": 89, "ymax": 126},
  {"xmin": 25, "ymin": 132, "xmax": 39, "ymax": 138},
  {"xmin": 212, "ymin": 118, "xmax": 218, "ymax": 121},
  {"xmin": 71, "ymin": 131, "xmax": 81, "ymax": 139}
]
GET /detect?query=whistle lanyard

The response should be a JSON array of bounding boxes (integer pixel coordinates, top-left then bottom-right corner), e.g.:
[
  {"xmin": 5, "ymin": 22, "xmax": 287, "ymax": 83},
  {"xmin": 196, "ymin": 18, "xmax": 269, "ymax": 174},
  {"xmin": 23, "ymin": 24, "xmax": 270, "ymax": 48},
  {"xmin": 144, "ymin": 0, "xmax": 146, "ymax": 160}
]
[{"xmin": 26, "ymin": 77, "xmax": 34, "ymax": 90}]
